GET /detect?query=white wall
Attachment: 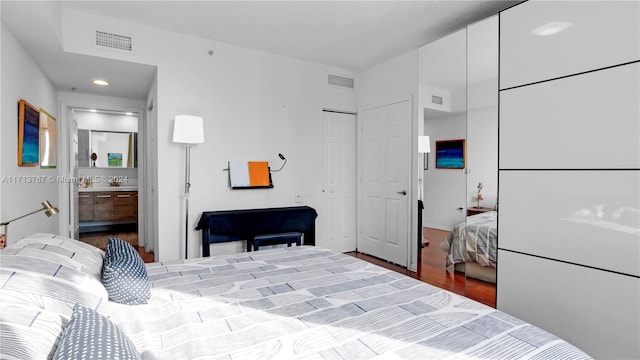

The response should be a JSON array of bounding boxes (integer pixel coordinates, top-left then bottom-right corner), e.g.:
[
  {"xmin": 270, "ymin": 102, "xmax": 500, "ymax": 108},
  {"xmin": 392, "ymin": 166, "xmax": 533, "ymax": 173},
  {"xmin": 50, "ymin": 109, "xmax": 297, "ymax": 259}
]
[
  {"xmin": 357, "ymin": 50, "xmax": 419, "ymax": 270},
  {"xmin": 466, "ymin": 79, "xmax": 498, "ymax": 209},
  {"xmin": 76, "ymin": 112, "xmax": 138, "ymax": 132},
  {"xmin": 60, "ymin": 9, "xmax": 356, "ymax": 260},
  {"xmin": 423, "ymin": 108, "xmax": 466, "ymax": 230},
  {"xmin": 1, "ymin": 24, "xmax": 60, "ymax": 243}
]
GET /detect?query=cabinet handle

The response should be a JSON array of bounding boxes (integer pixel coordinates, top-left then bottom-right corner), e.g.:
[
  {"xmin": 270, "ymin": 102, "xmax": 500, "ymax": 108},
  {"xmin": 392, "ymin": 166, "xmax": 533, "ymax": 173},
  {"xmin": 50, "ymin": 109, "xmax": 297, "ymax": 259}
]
[
  {"xmin": 96, "ymin": 195, "xmax": 111, "ymax": 198},
  {"xmin": 117, "ymin": 194, "xmax": 131, "ymax": 198},
  {"xmin": 79, "ymin": 195, "xmax": 91, "ymax": 198}
]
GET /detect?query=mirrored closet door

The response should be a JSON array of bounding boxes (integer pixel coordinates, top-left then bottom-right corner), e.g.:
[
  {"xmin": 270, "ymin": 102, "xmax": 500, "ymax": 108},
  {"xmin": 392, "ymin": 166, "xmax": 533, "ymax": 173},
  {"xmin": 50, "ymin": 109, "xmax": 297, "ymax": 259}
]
[{"xmin": 419, "ymin": 15, "xmax": 498, "ymax": 307}]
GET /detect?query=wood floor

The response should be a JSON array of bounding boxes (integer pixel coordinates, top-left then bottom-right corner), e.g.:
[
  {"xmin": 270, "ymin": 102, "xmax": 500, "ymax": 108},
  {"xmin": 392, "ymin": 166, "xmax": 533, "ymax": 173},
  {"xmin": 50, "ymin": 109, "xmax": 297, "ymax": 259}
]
[
  {"xmin": 79, "ymin": 231, "xmax": 154, "ymax": 263},
  {"xmin": 347, "ymin": 227, "xmax": 496, "ymax": 308}
]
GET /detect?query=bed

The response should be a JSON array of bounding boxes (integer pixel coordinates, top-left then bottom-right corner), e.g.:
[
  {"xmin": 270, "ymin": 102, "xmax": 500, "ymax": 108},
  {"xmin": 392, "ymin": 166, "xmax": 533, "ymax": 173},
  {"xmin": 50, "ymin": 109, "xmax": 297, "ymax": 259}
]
[
  {"xmin": 1, "ymin": 233, "xmax": 590, "ymax": 359},
  {"xmin": 441, "ymin": 210, "xmax": 497, "ymax": 283}
]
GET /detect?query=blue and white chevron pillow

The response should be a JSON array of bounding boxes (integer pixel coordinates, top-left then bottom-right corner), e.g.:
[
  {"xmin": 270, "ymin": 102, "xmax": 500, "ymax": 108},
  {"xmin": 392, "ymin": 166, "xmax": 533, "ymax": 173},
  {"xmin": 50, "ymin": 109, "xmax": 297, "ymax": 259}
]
[
  {"xmin": 102, "ymin": 238, "xmax": 151, "ymax": 305},
  {"xmin": 53, "ymin": 304, "xmax": 141, "ymax": 360}
]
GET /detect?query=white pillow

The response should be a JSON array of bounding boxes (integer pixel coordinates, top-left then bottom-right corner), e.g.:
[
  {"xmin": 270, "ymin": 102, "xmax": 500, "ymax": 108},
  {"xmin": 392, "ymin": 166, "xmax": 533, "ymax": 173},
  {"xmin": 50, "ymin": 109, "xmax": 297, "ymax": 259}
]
[
  {"xmin": 0, "ymin": 304, "xmax": 66, "ymax": 360},
  {"xmin": 8, "ymin": 233, "xmax": 104, "ymax": 281}
]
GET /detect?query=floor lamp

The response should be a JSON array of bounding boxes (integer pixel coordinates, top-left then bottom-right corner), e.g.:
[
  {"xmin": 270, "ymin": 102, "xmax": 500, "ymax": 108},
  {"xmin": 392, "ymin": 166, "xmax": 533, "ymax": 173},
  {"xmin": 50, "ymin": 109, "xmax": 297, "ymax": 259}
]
[
  {"xmin": 0, "ymin": 200, "xmax": 59, "ymax": 248},
  {"xmin": 418, "ymin": 135, "xmax": 431, "ymax": 247},
  {"xmin": 173, "ymin": 115, "xmax": 205, "ymax": 259}
]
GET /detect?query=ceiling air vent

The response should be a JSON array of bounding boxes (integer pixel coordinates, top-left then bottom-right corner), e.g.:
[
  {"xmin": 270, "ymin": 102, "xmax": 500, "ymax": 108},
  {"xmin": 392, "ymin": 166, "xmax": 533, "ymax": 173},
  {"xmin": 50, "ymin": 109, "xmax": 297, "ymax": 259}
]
[
  {"xmin": 328, "ymin": 74, "xmax": 354, "ymax": 89},
  {"xmin": 95, "ymin": 30, "xmax": 133, "ymax": 52}
]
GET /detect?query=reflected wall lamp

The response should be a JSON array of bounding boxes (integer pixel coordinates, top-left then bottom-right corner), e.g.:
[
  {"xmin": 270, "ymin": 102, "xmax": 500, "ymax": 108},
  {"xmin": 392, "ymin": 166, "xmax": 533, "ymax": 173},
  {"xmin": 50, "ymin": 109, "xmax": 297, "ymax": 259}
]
[
  {"xmin": 418, "ymin": 135, "xmax": 431, "ymax": 154},
  {"xmin": 173, "ymin": 115, "xmax": 205, "ymax": 259},
  {"xmin": 418, "ymin": 135, "xmax": 431, "ymax": 201},
  {"xmin": 418, "ymin": 136, "xmax": 431, "ymax": 248},
  {"xmin": 0, "ymin": 200, "xmax": 59, "ymax": 247}
]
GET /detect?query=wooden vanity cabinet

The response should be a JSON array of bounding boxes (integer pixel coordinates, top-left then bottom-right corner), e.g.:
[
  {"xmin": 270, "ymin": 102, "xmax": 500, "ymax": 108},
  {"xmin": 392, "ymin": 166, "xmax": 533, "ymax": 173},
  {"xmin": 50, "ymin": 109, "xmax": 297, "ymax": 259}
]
[
  {"xmin": 114, "ymin": 192, "xmax": 136, "ymax": 220},
  {"xmin": 78, "ymin": 193, "xmax": 94, "ymax": 221},
  {"xmin": 94, "ymin": 192, "xmax": 115, "ymax": 220},
  {"xmin": 78, "ymin": 191, "xmax": 138, "ymax": 222}
]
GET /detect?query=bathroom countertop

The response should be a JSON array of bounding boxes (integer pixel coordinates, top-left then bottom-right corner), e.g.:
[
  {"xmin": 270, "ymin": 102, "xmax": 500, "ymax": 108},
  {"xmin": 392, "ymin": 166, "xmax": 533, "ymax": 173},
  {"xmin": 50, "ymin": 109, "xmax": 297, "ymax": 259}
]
[{"xmin": 78, "ymin": 186, "xmax": 138, "ymax": 192}]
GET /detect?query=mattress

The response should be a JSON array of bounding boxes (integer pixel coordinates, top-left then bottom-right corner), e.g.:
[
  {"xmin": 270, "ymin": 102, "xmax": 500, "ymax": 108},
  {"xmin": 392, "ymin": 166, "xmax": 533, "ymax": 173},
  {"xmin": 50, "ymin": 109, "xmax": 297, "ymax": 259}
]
[
  {"xmin": 0, "ymin": 234, "xmax": 591, "ymax": 359},
  {"xmin": 112, "ymin": 247, "xmax": 587, "ymax": 359}
]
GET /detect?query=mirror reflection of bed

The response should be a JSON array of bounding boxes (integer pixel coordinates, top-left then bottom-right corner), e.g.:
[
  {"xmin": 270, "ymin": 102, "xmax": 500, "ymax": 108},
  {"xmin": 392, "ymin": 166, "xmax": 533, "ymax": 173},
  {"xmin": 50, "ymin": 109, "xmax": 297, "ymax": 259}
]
[
  {"xmin": 441, "ymin": 209, "xmax": 497, "ymax": 283},
  {"xmin": 419, "ymin": 16, "xmax": 498, "ymax": 307}
]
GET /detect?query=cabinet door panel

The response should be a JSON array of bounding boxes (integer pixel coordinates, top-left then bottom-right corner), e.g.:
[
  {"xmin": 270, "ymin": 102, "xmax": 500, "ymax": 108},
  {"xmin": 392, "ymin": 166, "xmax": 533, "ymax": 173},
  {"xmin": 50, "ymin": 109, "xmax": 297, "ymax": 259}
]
[
  {"xmin": 500, "ymin": 0, "xmax": 639, "ymax": 89},
  {"xmin": 497, "ymin": 250, "xmax": 640, "ymax": 359},
  {"xmin": 499, "ymin": 170, "xmax": 640, "ymax": 277},
  {"xmin": 78, "ymin": 193, "xmax": 93, "ymax": 221},
  {"xmin": 500, "ymin": 63, "xmax": 640, "ymax": 169},
  {"xmin": 93, "ymin": 192, "xmax": 114, "ymax": 220},
  {"xmin": 114, "ymin": 192, "xmax": 136, "ymax": 220}
]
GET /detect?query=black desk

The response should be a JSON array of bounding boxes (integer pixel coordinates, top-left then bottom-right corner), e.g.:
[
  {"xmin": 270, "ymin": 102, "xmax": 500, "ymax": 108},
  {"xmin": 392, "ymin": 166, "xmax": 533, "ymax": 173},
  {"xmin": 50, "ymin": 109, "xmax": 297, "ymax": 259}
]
[{"xmin": 195, "ymin": 206, "xmax": 318, "ymax": 257}]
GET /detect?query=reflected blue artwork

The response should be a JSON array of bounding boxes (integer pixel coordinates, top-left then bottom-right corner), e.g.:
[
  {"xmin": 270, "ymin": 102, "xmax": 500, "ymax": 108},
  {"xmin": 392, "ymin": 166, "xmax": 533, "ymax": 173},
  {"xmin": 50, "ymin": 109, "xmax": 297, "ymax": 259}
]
[{"xmin": 435, "ymin": 139, "xmax": 465, "ymax": 169}]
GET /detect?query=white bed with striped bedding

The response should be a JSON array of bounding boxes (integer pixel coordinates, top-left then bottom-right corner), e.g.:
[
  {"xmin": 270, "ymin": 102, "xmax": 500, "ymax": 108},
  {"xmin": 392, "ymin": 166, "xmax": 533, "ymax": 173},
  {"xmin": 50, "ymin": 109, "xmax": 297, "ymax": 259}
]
[{"xmin": 1, "ymin": 234, "xmax": 591, "ymax": 359}]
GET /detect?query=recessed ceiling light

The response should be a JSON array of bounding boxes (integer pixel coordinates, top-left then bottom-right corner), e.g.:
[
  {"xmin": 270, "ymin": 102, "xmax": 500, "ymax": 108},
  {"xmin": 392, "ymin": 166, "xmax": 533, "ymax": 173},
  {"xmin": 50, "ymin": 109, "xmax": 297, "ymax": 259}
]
[
  {"xmin": 89, "ymin": 109, "xmax": 97, "ymax": 113},
  {"xmin": 92, "ymin": 79, "xmax": 110, "ymax": 86},
  {"xmin": 531, "ymin": 21, "xmax": 573, "ymax": 36}
]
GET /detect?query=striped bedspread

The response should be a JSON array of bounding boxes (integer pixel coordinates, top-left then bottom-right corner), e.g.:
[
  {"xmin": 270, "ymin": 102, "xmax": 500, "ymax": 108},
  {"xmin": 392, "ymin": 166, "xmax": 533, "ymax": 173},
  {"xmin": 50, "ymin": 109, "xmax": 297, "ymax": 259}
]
[
  {"xmin": 441, "ymin": 211, "xmax": 497, "ymax": 268},
  {"xmin": 109, "ymin": 246, "xmax": 589, "ymax": 359}
]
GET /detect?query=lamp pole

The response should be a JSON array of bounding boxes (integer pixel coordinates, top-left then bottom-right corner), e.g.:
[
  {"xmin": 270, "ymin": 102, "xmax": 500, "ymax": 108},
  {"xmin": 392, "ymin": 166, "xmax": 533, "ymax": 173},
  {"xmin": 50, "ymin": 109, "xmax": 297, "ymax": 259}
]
[
  {"xmin": 184, "ymin": 144, "xmax": 192, "ymax": 259},
  {"xmin": 173, "ymin": 114, "xmax": 204, "ymax": 260}
]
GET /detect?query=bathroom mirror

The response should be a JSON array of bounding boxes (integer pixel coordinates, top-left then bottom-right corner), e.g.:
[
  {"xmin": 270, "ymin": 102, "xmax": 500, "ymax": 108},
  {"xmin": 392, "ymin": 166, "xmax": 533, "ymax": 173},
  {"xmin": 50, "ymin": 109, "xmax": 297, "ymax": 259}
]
[
  {"xmin": 78, "ymin": 129, "xmax": 138, "ymax": 168},
  {"xmin": 76, "ymin": 109, "xmax": 139, "ymax": 168},
  {"xmin": 78, "ymin": 130, "xmax": 137, "ymax": 168}
]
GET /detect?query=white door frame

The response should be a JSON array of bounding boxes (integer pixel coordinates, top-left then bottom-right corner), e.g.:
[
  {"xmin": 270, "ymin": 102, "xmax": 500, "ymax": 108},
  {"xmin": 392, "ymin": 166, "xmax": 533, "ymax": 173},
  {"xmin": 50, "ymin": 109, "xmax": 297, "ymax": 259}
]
[
  {"xmin": 357, "ymin": 95, "xmax": 416, "ymax": 268},
  {"xmin": 58, "ymin": 100, "xmax": 146, "ymax": 244}
]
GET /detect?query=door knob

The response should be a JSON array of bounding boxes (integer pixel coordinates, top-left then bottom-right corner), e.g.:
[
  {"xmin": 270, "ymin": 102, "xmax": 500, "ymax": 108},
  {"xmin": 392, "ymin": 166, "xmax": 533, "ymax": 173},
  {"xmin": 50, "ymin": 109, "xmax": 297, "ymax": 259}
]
[{"xmin": 397, "ymin": 190, "xmax": 407, "ymax": 196}]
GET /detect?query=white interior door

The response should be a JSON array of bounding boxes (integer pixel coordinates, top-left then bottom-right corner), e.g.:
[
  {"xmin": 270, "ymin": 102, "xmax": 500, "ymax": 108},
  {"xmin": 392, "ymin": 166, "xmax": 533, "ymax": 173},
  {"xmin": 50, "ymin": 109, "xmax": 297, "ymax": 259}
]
[
  {"xmin": 359, "ymin": 99, "xmax": 411, "ymax": 266},
  {"xmin": 320, "ymin": 110, "xmax": 357, "ymax": 253}
]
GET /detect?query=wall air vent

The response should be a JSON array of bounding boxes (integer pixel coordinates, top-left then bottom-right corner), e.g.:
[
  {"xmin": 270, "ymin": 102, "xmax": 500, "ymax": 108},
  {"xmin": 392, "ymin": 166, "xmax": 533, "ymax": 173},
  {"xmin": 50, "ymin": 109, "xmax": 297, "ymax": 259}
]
[
  {"xmin": 328, "ymin": 74, "xmax": 355, "ymax": 89},
  {"xmin": 95, "ymin": 30, "xmax": 133, "ymax": 52}
]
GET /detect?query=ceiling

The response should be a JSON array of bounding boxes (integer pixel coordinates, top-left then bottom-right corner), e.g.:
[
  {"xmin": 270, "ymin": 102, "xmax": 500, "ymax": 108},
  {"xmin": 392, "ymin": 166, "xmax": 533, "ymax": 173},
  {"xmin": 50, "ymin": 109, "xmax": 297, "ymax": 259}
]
[{"xmin": 1, "ymin": 1, "xmax": 519, "ymax": 100}]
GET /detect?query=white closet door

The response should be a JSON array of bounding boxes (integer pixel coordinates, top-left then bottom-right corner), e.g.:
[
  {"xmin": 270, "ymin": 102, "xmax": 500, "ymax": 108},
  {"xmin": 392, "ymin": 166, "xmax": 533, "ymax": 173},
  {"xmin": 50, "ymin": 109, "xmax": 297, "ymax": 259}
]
[
  {"xmin": 500, "ymin": 0, "xmax": 640, "ymax": 89},
  {"xmin": 498, "ymin": 251, "xmax": 640, "ymax": 360},
  {"xmin": 500, "ymin": 63, "xmax": 640, "ymax": 170}
]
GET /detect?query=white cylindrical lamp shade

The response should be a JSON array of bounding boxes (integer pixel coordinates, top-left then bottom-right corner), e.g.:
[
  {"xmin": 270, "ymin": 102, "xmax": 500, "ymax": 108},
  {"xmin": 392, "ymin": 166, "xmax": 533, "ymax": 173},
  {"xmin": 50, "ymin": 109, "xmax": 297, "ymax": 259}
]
[
  {"xmin": 173, "ymin": 115, "xmax": 205, "ymax": 144},
  {"xmin": 418, "ymin": 135, "xmax": 431, "ymax": 153}
]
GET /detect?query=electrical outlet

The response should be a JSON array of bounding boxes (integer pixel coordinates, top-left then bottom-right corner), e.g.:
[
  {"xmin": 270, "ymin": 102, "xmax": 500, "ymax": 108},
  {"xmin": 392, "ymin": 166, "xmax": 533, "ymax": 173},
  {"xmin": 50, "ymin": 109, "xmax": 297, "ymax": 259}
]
[{"xmin": 295, "ymin": 194, "xmax": 303, "ymax": 203}]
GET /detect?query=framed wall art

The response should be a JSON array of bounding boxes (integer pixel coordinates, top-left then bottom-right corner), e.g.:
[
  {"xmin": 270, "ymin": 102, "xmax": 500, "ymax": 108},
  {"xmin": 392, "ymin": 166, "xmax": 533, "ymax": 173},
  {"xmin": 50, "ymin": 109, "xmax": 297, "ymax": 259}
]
[
  {"xmin": 228, "ymin": 160, "xmax": 274, "ymax": 189},
  {"xmin": 39, "ymin": 109, "xmax": 57, "ymax": 168},
  {"xmin": 108, "ymin": 153, "xmax": 123, "ymax": 167},
  {"xmin": 435, "ymin": 139, "xmax": 465, "ymax": 169},
  {"xmin": 18, "ymin": 99, "xmax": 40, "ymax": 166}
]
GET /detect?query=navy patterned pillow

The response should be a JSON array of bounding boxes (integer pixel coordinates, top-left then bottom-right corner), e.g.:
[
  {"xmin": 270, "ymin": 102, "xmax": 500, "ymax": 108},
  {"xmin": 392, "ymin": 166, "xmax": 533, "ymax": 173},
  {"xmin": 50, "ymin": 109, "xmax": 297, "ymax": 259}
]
[
  {"xmin": 102, "ymin": 238, "xmax": 151, "ymax": 305},
  {"xmin": 53, "ymin": 304, "xmax": 141, "ymax": 360}
]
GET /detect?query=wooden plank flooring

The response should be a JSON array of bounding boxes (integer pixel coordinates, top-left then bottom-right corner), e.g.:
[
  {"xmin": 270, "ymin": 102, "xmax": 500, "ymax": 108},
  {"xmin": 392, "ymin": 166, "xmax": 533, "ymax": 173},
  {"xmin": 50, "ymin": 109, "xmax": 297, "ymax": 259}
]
[
  {"xmin": 347, "ymin": 227, "xmax": 496, "ymax": 308},
  {"xmin": 79, "ymin": 231, "xmax": 154, "ymax": 263}
]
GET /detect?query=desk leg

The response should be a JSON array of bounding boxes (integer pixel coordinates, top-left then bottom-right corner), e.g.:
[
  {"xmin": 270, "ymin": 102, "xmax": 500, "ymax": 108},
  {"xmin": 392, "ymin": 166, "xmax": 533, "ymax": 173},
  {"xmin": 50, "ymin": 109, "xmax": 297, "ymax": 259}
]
[{"xmin": 202, "ymin": 231, "xmax": 211, "ymax": 257}]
